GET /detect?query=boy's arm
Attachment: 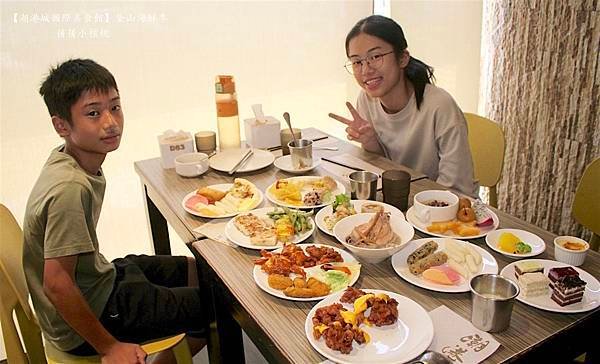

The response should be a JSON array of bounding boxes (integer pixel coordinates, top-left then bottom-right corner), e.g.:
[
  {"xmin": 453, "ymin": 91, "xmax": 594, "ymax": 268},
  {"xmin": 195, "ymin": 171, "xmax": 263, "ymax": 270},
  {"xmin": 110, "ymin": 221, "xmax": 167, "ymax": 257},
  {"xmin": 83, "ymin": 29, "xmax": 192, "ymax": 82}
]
[{"xmin": 43, "ymin": 255, "xmax": 146, "ymax": 363}]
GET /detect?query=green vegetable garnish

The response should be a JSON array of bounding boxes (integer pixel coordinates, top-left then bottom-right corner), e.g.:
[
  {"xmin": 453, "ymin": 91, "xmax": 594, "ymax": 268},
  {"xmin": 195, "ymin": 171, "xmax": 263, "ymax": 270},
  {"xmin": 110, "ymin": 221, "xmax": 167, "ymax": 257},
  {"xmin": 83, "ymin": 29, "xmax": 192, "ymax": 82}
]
[
  {"xmin": 515, "ymin": 242, "xmax": 532, "ymax": 254},
  {"xmin": 332, "ymin": 194, "xmax": 350, "ymax": 211}
]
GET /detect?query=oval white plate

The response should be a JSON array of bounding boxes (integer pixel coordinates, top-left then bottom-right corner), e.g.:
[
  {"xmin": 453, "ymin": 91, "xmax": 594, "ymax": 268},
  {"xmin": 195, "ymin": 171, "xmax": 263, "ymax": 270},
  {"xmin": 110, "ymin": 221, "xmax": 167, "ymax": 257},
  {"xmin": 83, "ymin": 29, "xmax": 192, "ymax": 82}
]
[
  {"xmin": 182, "ymin": 183, "xmax": 263, "ymax": 219},
  {"xmin": 274, "ymin": 155, "xmax": 321, "ymax": 174},
  {"xmin": 406, "ymin": 206, "xmax": 499, "ymax": 240},
  {"xmin": 225, "ymin": 207, "xmax": 315, "ymax": 250},
  {"xmin": 391, "ymin": 238, "xmax": 499, "ymax": 293},
  {"xmin": 305, "ymin": 289, "xmax": 434, "ymax": 364},
  {"xmin": 500, "ymin": 259, "xmax": 600, "ymax": 313},
  {"xmin": 315, "ymin": 200, "xmax": 405, "ymax": 236},
  {"xmin": 265, "ymin": 176, "xmax": 345, "ymax": 209},
  {"xmin": 485, "ymin": 229, "xmax": 546, "ymax": 259},
  {"xmin": 253, "ymin": 244, "xmax": 360, "ymax": 301},
  {"xmin": 209, "ymin": 148, "xmax": 274, "ymax": 173}
]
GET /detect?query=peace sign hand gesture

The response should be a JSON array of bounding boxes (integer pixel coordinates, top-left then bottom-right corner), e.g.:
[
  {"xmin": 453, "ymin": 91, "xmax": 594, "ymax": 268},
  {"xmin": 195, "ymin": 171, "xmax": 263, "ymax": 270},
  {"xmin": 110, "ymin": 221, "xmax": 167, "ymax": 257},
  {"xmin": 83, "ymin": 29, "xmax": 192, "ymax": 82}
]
[{"xmin": 329, "ymin": 102, "xmax": 383, "ymax": 154}]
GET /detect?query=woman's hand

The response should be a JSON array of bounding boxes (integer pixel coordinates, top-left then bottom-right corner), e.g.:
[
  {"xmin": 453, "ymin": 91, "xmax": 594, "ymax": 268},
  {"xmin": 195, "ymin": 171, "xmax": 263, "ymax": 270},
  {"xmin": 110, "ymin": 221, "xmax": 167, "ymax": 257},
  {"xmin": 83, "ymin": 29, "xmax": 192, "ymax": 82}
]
[{"xmin": 329, "ymin": 102, "xmax": 382, "ymax": 154}]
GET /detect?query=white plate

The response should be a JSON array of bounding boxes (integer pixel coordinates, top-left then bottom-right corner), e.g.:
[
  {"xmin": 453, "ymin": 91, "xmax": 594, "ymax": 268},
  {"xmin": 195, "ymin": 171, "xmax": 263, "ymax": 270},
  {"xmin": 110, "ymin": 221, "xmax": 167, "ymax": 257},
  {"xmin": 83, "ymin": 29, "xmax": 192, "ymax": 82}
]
[
  {"xmin": 209, "ymin": 148, "xmax": 275, "ymax": 173},
  {"xmin": 500, "ymin": 259, "xmax": 600, "ymax": 313},
  {"xmin": 253, "ymin": 244, "xmax": 360, "ymax": 301},
  {"xmin": 315, "ymin": 200, "xmax": 405, "ymax": 236},
  {"xmin": 182, "ymin": 183, "xmax": 263, "ymax": 218},
  {"xmin": 225, "ymin": 207, "xmax": 315, "ymax": 250},
  {"xmin": 305, "ymin": 289, "xmax": 434, "ymax": 363},
  {"xmin": 266, "ymin": 176, "xmax": 345, "ymax": 209},
  {"xmin": 485, "ymin": 229, "xmax": 546, "ymax": 259},
  {"xmin": 274, "ymin": 155, "xmax": 321, "ymax": 174},
  {"xmin": 406, "ymin": 206, "xmax": 499, "ymax": 240},
  {"xmin": 391, "ymin": 238, "xmax": 499, "ymax": 293}
]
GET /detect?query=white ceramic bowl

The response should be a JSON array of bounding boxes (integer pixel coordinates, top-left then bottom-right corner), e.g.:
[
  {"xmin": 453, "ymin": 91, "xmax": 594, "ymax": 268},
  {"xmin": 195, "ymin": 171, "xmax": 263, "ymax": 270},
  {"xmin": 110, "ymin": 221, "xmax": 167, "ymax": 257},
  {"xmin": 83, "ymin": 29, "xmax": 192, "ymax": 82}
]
[
  {"xmin": 333, "ymin": 213, "xmax": 414, "ymax": 264},
  {"xmin": 413, "ymin": 190, "xmax": 459, "ymax": 223},
  {"xmin": 554, "ymin": 236, "xmax": 589, "ymax": 266},
  {"xmin": 174, "ymin": 152, "xmax": 209, "ymax": 177}
]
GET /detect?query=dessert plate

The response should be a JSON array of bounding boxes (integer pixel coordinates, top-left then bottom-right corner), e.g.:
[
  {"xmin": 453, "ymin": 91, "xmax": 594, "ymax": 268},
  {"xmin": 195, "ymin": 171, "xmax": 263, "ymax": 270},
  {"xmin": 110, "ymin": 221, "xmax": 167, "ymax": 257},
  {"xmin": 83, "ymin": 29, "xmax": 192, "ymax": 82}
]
[
  {"xmin": 253, "ymin": 244, "xmax": 360, "ymax": 301},
  {"xmin": 486, "ymin": 229, "xmax": 546, "ymax": 259},
  {"xmin": 406, "ymin": 206, "xmax": 499, "ymax": 240},
  {"xmin": 315, "ymin": 200, "xmax": 404, "ymax": 236},
  {"xmin": 209, "ymin": 148, "xmax": 274, "ymax": 173},
  {"xmin": 305, "ymin": 289, "xmax": 434, "ymax": 363},
  {"xmin": 500, "ymin": 259, "xmax": 600, "ymax": 313},
  {"xmin": 391, "ymin": 238, "xmax": 498, "ymax": 293},
  {"xmin": 274, "ymin": 155, "xmax": 321, "ymax": 174},
  {"xmin": 225, "ymin": 207, "xmax": 315, "ymax": 250}
]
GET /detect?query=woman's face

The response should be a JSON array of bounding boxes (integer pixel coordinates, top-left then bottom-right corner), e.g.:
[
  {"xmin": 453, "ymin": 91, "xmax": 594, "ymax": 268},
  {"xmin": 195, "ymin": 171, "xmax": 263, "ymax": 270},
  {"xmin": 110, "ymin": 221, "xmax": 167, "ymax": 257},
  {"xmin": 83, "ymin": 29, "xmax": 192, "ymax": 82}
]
[{"xmin": 347, "ymin": 33, "xmax": 404, "ymax": 99}]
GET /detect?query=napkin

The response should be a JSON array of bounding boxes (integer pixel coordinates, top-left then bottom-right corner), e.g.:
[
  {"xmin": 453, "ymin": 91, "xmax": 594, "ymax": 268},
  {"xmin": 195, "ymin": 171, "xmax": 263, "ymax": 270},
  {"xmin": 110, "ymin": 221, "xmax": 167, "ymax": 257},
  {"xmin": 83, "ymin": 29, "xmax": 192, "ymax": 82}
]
[
  {"xmin": 428, "ymin": 305, "xmax": 500, "ymax": 363},
  {"xmin": 192, "ymin": 220, "xmax": 237, "ymax": 248}
]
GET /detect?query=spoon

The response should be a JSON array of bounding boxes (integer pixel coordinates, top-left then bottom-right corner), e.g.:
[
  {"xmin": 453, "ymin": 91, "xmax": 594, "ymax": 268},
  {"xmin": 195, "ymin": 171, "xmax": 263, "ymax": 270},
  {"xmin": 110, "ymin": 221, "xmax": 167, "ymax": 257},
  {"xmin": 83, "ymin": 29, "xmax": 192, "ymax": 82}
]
[
  {"xmin": 409, "ymin": 351, "xmax": 451, "ymax": 364},
  {"xmin": 283, "ymin": 112, "xmax": 298, "ymax": 148}
]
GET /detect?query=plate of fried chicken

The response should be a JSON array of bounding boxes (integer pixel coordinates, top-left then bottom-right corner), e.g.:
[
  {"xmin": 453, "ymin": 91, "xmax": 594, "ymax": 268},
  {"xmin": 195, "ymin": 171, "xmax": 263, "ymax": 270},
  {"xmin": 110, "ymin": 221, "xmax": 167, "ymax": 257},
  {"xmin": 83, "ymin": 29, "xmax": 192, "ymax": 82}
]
[
  {"xmin": 305, "ymin": 287, "xmax": 433, "ymax": 363},
  {"xmin": 253, "ymin": 243, "xmax": 361, "ymax": 301}
]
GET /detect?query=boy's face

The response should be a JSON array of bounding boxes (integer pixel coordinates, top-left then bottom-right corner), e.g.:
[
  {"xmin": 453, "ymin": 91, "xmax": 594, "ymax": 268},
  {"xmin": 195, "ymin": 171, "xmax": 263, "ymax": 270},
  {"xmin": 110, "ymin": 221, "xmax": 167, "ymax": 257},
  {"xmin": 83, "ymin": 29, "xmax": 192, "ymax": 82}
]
[{"xmin": 54, "ymin": 87, "xmax": 124, "ymax": 156}]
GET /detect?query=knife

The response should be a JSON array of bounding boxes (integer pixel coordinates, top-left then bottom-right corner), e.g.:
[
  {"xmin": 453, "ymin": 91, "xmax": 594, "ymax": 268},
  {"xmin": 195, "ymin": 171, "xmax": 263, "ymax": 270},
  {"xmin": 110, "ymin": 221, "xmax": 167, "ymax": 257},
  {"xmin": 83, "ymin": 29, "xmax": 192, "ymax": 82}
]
[{"xmin": 228, "ymin": 149, "xmax": 254, "ymax": 175}]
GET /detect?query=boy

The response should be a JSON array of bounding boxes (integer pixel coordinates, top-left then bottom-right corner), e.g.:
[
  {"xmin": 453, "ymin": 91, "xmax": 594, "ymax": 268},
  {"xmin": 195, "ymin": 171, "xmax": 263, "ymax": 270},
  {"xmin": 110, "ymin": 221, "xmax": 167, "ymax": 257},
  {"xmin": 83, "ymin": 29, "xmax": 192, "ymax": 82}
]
[{"xmin": 23, "ymin": 59, "xmax": 206, "ymax": 363}]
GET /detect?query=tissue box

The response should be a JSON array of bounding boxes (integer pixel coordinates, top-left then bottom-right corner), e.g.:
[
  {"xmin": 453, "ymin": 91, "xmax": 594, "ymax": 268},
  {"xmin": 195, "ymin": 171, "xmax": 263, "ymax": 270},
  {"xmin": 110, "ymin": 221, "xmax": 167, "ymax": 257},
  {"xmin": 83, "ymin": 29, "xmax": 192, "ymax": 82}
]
[
  {"xmin": 158, "ymin": 130, "xmax": 195, "ymax": 169},
  {"xmin": 244, "ymin": 116, "xmax": 281, "ymax": 149}
]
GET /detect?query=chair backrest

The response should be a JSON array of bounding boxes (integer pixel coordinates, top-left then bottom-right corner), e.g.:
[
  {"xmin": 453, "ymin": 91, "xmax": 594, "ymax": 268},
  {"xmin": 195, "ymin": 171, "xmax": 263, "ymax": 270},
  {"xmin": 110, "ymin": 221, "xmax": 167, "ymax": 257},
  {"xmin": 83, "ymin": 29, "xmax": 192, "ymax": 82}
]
[
  {"xmin": 572, "ymin": 158, "xmax": 600, "ymax": 236},
  {"xmin": 0, "ymin": 203, "xmax": 47, "ymax": 363},
  {"xmin": 464, "ymin": 113, "xmax": 505, "ymax": 188}
]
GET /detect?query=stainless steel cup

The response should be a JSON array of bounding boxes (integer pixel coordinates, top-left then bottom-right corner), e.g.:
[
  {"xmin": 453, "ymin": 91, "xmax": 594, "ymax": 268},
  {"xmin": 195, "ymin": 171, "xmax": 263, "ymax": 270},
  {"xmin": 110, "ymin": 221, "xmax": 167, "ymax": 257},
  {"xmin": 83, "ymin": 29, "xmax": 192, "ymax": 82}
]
[
  {"xmin": 280, "ymin": 128, "xmax": 302, "ymax": 156},
  {"xmin": 349, "ymin": 171, "xmax": 378, "ymax": 200},
  {"xmin": 470, "ymin": 274, "xmax": 520, "ymax": 332},
  {"xmin": 288, "ymin": 139, "xmax": 313, "ymax": 169}
]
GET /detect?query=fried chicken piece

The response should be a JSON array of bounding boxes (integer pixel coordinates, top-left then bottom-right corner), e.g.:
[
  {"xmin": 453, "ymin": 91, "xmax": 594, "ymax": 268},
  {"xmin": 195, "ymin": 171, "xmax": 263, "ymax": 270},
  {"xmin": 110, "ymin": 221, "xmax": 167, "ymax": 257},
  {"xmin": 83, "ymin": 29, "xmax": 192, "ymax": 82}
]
[
  {"xmin": 267, "ymin": 274, "xmax": 293, "ymax": 290},
  {"xmin": 293, "ymin": 277, "xmax": 306, "ymax": 288},
  {"xmin": 284, "ymin": 277, "xmax": 330, "ymax": 298},
  {"xmin": 367, "ymin": 297, "xmax": 399, "ymax": 326},
  {"xmin": 340, "ymin": 286, "xmax": 367, "ymax": 303}
]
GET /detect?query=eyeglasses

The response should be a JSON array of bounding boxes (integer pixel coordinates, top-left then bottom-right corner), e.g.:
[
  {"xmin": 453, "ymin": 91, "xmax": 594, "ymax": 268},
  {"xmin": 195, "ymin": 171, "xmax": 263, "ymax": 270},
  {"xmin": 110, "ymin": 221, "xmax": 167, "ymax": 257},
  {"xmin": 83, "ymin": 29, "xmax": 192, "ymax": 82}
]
[{"xmin": 344, "ymin": 51, "xmax": 394, "ymax": 74}]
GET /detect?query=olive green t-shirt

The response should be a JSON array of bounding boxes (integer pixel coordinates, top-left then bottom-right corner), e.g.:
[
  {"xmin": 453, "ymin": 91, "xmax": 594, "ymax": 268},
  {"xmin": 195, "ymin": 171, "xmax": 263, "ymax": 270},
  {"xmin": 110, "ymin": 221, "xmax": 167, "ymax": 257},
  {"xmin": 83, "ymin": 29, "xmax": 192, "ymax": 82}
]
[{"xmin": 23, "ymin": 146, "xmax": 116, "ymax": 351}]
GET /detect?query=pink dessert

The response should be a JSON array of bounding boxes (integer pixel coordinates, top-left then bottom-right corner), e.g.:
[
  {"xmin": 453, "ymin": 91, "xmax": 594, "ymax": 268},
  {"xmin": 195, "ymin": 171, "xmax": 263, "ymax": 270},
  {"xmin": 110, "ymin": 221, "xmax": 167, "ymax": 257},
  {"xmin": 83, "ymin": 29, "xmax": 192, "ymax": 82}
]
[
  {"xmin": 473, "ymin": 200, "xmax": 493, "ymax": 227},
  {"xmin": 422, "ymin": 265, "xmax": 461, "ymax": 285}
]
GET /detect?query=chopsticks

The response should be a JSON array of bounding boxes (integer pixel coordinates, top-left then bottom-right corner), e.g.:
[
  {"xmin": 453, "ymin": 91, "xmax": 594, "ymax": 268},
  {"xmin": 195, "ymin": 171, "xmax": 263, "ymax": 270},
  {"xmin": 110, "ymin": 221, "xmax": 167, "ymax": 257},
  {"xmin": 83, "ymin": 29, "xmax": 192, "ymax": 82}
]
[
  {"xmin": 228, "ymin": 149, "xmax": 254, "ymax": 175},
  {"xmin": 266, "ymin": 135, "xmax": 329, "ymax": 151}
]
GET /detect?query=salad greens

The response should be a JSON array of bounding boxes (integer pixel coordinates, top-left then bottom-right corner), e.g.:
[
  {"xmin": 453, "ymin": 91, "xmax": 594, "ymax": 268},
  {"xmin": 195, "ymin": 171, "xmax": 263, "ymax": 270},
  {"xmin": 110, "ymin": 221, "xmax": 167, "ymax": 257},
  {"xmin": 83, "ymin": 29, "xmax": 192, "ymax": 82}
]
[
  {"xmin": 515, "ymin": 242, "xmax": 532, "ymax": 254},
  {"xmin": 267, "ymin": 207, "xmax": 313, "ymax": 234},
  {"xmin": 332, "ymin": 194, "xmax": 351, "ymax": 211}
]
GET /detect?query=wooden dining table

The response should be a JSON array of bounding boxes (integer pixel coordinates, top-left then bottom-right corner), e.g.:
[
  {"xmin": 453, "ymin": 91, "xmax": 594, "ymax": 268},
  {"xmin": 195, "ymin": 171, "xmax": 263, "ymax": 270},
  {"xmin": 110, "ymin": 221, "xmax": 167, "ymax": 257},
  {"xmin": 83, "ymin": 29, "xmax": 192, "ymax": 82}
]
[{"xmin": 134, "ymin": 127, "xmax": 599, "ymax": 364}]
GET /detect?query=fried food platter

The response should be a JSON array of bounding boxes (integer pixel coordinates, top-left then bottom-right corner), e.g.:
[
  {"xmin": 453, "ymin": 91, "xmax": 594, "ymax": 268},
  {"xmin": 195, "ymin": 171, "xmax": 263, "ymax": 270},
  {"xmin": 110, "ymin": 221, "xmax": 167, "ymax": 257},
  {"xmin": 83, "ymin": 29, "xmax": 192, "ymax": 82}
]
[
  {"xmin": 305, "ymin": 288, "xmax": 434, "ymax": 363},
  {"xmin": 406, "ymin": 205, "xmax": 499, "ymax": 240},
  {"xmin": 253, "ymin": 243, "xmax": 361, "ymax": 301}
]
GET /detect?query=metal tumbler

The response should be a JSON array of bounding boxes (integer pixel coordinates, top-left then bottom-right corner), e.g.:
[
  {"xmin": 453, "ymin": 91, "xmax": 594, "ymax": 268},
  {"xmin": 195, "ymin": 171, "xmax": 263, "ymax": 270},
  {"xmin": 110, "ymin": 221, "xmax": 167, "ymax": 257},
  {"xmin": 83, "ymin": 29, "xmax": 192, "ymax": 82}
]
[{"xmin": 470, "ymin": 274, "xmax": 520, "ymax": 332}]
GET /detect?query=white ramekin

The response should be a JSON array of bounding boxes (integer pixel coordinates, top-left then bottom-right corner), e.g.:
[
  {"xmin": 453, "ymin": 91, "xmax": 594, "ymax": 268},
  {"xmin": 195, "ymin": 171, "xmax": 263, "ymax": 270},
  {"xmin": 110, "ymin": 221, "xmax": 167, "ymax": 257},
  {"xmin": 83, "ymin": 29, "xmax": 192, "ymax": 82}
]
[{"xmin": 554, "ymin": 236, "xmax": 589, "ymax": 266}]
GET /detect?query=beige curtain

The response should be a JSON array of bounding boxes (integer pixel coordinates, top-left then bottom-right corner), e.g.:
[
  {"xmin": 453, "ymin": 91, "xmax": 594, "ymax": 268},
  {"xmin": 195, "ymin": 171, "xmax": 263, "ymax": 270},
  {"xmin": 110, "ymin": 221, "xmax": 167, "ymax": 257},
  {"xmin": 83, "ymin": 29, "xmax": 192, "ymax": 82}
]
[{"xmin": 480, "ymin": 0, "xmax": 600, "ymax": 239}]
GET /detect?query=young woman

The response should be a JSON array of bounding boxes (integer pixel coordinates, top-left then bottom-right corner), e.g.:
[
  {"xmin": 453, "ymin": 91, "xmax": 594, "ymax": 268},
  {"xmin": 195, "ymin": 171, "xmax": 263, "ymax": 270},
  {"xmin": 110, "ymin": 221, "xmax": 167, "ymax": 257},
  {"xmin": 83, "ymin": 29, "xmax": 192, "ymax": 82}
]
[{"xmin": 329, "ymin": 15, "xmax": 479, "ymax": 197}]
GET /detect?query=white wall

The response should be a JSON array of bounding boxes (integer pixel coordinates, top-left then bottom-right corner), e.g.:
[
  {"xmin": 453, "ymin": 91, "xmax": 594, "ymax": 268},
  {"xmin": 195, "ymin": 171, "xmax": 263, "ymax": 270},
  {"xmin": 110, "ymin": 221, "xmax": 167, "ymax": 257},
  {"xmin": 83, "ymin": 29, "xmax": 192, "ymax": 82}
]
[{"xmin": 391, "ymin": 0, "xmax": 483, "ymax": 112}]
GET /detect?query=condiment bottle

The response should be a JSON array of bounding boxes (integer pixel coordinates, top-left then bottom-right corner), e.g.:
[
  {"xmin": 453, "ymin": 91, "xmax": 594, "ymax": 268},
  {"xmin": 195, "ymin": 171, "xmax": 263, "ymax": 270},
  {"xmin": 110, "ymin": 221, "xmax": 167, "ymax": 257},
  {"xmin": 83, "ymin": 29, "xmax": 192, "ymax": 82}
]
[{"xmin": 215, "ymin": 75, "xmax": 241, "ymax": 150}]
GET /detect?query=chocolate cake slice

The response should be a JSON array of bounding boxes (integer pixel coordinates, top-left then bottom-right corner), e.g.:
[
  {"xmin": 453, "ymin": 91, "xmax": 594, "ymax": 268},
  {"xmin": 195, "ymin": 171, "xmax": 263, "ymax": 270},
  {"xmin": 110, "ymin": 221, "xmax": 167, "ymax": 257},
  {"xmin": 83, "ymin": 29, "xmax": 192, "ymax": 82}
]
[
  {"xmin": 548, "ymin": 266, "xmax": 578, "ymax": 283},
  {"xmin": 550, "ymin": 275, "xmax": 587, "ymax": 307}
]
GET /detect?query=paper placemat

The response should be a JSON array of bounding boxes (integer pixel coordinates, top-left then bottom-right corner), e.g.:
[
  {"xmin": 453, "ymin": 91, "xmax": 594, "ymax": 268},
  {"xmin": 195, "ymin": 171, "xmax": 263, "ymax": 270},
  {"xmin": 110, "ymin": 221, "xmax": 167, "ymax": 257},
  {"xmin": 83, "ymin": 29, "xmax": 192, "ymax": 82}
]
[
  {"xmin": 428, "ymin": 305, "xmax": 500, "ymax": 363},
  {"xmin": 193, "ymin": 220, "xmax": 236, "ymax": 248}
]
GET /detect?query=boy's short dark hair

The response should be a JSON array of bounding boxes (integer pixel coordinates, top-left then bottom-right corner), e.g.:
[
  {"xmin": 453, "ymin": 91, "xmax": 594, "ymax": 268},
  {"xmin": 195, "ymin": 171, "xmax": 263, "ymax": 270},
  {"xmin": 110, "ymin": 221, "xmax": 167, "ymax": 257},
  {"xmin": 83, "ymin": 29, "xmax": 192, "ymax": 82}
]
[{"xmin": 39, "ymin": 59, "xmax": 119, "ymax": 124}]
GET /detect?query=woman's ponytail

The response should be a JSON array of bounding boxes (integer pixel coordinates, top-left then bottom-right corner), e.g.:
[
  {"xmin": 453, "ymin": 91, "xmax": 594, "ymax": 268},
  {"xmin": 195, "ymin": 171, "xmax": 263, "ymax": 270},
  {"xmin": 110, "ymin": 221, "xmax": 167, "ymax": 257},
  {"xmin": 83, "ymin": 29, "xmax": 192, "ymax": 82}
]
[{"xmin": 405, "ymin": 56, "xmax": 435, "ymax": 109}]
